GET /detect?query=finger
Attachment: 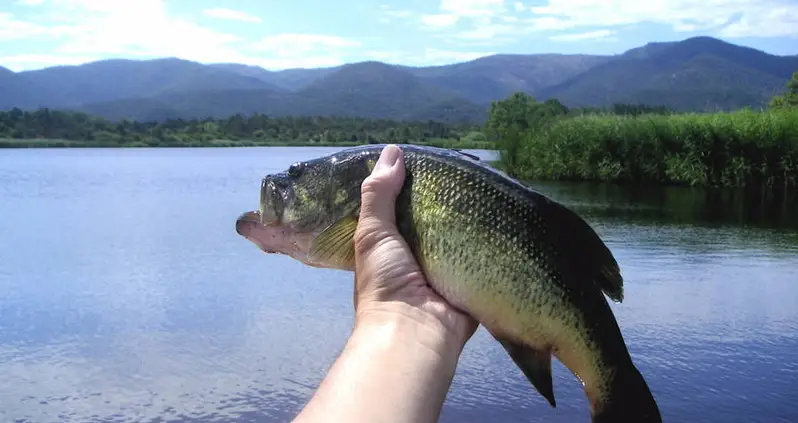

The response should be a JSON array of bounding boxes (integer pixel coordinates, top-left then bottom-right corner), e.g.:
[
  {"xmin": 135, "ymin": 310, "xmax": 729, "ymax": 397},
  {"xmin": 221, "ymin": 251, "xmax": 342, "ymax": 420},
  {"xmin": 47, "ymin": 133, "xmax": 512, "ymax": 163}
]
[{"xmin": 359, "ymin": 144, "xmax": 405, "ymax": 228}]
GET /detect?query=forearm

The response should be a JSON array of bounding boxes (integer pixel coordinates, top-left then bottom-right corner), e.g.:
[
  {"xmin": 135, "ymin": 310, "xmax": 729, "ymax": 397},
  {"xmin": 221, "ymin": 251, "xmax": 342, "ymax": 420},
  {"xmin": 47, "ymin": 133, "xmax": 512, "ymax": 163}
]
[{"xmin": 292, "ymin": 308, "xmax": 465, "ymax": 423}]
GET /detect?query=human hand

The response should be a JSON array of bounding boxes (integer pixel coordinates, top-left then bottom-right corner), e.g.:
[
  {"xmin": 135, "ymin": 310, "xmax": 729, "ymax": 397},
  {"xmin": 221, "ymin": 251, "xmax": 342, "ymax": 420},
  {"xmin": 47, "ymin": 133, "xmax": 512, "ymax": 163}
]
[{"xmin": 352, "ymin": 144, "xmax": 478, "ymax": 350}]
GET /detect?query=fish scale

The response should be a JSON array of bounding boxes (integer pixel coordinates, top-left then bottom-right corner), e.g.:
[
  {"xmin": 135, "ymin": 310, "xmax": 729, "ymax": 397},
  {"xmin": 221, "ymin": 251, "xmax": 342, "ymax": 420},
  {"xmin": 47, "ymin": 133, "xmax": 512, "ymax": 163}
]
[{"xmin": 236, "ymin": 144, "xmax": 662, "ymax": 423}]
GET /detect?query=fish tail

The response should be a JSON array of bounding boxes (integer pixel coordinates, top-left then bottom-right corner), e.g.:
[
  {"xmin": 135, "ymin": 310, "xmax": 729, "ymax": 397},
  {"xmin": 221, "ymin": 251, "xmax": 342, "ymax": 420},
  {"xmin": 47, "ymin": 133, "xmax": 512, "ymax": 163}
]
[{"xmin": 592, "ymin": 362, "xmax": 662, "ymax": 423}]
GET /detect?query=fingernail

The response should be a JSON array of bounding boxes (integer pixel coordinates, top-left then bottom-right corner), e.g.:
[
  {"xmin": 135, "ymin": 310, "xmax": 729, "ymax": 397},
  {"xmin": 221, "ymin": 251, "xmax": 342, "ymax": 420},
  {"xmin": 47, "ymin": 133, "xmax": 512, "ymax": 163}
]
[{"xmin": 373, "ymin": 145, "xmax": 400, "ymax": 173}]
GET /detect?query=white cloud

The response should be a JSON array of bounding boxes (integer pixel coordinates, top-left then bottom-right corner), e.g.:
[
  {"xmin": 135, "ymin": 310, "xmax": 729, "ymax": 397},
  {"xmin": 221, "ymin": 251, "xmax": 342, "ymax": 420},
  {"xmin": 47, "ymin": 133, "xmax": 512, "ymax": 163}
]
[
  {"xmin": 419, "ymin": 0, "xmax": 523, "ymax": 44},
  {"xmin": 0, "ymin": 13, "xmax": 47, "ymax": 40},
  {"xmin": 203, "ymin": 8, "xmax": 262, "ymax": 23},
  {"xmin": 248, "ymin": 34, "xmax": 362, "ymax": 69},
  {"xmin": 2, "ymin": 0, "xmax": 794, "ymax": 72},
  {"xmin": 549, "ymin": 29, "xmax": 616, "ymax": 41},
  {"xmin": 414, "ymin": 0, "xmax": 797, "ymax": 46},
  {"xmin": 364, "ymin": 48, "xmax": 493, "ymax": 66},
  {"xmin": 378, "ymin": 4, "xmax": 414, "ymax": 23},
  {"xmin": 253, "ymin": 34, "xmax": 360, "ymax": 54},
  {"xmin": 382, "ymin": 8, "xmax": 412, "ymax": 18},
  {"xmin": 0, "ymin": 12, "xmax": 75, "ymax": 41},
  {"xmin": 439, "ymin": 0, "xmax": 507, "ymax": 18},
  {"xmin": 30, "ymin": 0, "xmax": 243, "ymax": 61},
  {"xmin": 454, "ymin": 23, "xmax": 519, "ymax": 40},
  {"xmin": 424, "ymin": 48, "xmax": 493, "ymax": 62},
  {"xmin": 0, "ymin": 53, "xmax": 99, "ymax": 71},
  {"xmin": 720, "ymin": 5, "xmax": 798, "ymax": 37},
  {"xmin": 421, "ymin": 14, "xmax": 460, "ymax": 28},
  {"xmin": 0, "ymin": 0, "xmax": 367, "ymax": 71},
  {"xmin": 527, "ymin": 0, "xmax": 798, "ymax": 38}
]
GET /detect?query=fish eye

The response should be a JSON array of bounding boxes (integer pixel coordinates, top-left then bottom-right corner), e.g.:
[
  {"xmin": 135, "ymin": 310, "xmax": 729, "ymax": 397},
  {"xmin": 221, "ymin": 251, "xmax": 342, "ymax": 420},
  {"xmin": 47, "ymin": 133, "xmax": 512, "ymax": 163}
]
[{"xmin": 287, "ymin": 162, "xmax": 304, "ymax": 178}]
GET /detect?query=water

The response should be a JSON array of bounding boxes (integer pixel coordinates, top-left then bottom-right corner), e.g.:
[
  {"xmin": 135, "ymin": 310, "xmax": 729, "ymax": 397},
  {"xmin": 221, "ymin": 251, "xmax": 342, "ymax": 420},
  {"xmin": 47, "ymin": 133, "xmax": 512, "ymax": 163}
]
[{"xmin": 1, "ymin": 147, "xmax": 797, "ymax": 423}]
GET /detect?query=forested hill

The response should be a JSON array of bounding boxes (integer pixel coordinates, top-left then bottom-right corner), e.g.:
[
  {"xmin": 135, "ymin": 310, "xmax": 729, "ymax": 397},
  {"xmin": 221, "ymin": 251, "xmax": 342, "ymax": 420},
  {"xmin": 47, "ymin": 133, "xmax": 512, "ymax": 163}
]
[{"xmin": 1, "ymin": 36, "xmax": 796, "ymax": 123}]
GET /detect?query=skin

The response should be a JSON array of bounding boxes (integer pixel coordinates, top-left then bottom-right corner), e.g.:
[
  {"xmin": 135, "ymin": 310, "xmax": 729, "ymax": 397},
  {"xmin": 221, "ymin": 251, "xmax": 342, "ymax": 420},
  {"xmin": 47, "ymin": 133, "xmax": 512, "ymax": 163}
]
[{"xmin": 291, "ymin": 145, "xmax": 479, "ymax": 423}]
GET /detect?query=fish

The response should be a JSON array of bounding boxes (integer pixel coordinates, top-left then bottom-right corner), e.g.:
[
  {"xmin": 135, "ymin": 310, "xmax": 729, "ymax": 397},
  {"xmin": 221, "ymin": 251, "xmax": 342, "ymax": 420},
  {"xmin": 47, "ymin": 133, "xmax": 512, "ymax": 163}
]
[{"xmin": 235, "ymin": 144, "xmax": 662, "ymax": 422}]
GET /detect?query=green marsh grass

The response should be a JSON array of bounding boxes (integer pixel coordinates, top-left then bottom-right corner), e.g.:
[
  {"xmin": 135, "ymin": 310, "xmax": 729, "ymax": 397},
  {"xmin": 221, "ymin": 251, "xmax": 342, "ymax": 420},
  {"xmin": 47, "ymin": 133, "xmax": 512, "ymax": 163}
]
[{"xmin": 510, "ymin": 108, "xmax": 798, "ymax": 188}]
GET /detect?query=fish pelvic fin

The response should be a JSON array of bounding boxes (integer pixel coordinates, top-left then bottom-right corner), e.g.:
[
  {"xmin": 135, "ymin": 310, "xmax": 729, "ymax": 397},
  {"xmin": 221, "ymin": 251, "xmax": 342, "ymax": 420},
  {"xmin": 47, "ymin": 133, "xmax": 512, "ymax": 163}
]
[
  {"xmin": 591, "ymin": 363, "xmax": 662, "ymax": 423},
  {"xmin": 489, "ymin": 331, "xmax": 556, "ymax": 408}
]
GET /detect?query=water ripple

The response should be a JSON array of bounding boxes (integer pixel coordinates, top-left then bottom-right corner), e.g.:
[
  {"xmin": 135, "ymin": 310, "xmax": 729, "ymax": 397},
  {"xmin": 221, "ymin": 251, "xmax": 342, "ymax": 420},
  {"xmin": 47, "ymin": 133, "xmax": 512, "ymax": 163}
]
[{"xmin": 1, "ymin": 148, "xmax": 796, "ymax": 423}]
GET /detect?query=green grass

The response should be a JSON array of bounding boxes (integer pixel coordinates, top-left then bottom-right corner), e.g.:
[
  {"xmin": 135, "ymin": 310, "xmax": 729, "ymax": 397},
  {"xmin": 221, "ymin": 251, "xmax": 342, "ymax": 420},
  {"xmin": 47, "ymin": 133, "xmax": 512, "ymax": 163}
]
[{"xmin": 503, "ymin": 108, "xmax": 798, "ymax": 188}]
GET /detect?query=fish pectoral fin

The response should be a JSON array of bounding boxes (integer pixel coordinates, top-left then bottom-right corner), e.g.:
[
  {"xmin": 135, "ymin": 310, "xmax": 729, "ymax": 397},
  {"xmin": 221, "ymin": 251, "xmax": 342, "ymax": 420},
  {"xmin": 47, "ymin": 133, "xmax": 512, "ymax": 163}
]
[
  {"xmin": 491, "ymin": 333, "xmax": 556, "ymax": 408},
  {"xmin": 308, "ymin": 215, "xmax": 358, "ymax": 270}
]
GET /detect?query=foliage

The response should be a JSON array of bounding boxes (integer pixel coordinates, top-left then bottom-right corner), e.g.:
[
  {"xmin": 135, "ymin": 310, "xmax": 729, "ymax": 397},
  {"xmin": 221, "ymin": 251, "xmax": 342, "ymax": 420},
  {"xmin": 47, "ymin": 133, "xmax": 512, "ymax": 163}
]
[
  {"xmin": 769, "ymin": 71, "xmax": 798, "ymax": 109},
  {"xmin": 503, "ymin": 108, "xmax": 798, "ymax": 189},
  {"xmin": 571, "ymin": 103, "xmax": 675, "ymax": 116},
  {"xmin": 0, "ymin": 108, "xmax": 490, "ymax": 149},
  {"xmin": 485, "ymin": 93, "xmax": 573, "ymax": 175},
  {"xmin": 484, "ymin": 94, "xmax": 674, "ymax": 176}
]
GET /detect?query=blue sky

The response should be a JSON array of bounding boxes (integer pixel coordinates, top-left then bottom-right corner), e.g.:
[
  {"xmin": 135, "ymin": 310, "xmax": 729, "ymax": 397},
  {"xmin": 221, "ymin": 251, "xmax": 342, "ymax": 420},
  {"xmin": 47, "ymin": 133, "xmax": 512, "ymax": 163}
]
[{"xmin": 1, "ymin": 0, "xmax": 796, "ymax": 72}]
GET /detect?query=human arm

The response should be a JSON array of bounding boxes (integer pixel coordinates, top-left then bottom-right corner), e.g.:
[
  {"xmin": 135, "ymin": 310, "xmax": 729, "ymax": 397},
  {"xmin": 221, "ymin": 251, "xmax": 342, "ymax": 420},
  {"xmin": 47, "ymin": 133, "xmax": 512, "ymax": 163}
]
[
  {"xmin": 291, "ymin": 305, "xmax": 467, "ymax": 423},
  {"xmin": 291, "ymin": 145, "xmax": 478, "ymax": 423}
]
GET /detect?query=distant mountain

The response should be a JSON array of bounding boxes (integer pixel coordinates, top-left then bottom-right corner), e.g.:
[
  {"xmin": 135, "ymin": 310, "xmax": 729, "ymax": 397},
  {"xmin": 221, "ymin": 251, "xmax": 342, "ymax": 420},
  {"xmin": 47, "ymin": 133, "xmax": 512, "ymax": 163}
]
[
  {"xmin": 289, "ymin": 61, "xmax": 480, "ymax": 119},
  {"xmin": 213, "ymin": 54, "xmax": 611, "ymax": 104},
  {"xmin": 400, "ymin": 54, "xmax": 610, "ymax": 104},
  {"xmin": 0, "ymin": 67, "xmax": 22, "ymax": 109},
  {"xmin": 15, "ymin": 58, "xmax": 283, "ymax": 108},
  {"xmin": 75, "ymin": 63, "xmax": 488, "ymax": 123},
  {"xmin": 1, "ymin": 67, "xmax": 45, "ymax": 110},
  {"xmin": 538, "ymin": 36, "xmax": 798, "ymax": 111},
  {"xmin": 2, "ymin": 36, "xmax": 796, "ymax": 122},
  {"xmin": 210, "ymin": 63, "xmax": 343, "ymax": 91}
]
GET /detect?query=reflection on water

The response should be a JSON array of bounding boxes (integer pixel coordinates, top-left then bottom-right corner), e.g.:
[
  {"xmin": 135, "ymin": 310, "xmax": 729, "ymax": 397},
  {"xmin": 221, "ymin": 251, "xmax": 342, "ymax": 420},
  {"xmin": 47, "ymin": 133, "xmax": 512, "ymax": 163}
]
[
  {"xmin": 1, "ymin": 147, "xmax": 797, "ymax": 423},
  {"xmin": 533, "ymin": 181, "xmax": 798, "ymax": 230}
]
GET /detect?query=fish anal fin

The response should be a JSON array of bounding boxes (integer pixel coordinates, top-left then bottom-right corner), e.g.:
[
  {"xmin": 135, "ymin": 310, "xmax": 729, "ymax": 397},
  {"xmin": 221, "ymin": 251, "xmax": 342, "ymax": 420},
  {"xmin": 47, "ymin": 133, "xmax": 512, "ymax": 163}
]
[
  {"xmin": 308, "ymin": 215, "xmax": 358, "ymax": 270},
  {"xmin": 489, "ymin": 331, "xmax": 556, "ymax": 408}
]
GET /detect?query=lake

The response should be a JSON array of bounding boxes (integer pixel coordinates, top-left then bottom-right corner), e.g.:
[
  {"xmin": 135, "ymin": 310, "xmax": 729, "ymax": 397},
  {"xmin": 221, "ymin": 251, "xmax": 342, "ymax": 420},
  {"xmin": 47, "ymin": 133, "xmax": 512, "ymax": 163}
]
[{"xmin": 1, "ymin": 146, "xmax": 797, "ymax": 423}]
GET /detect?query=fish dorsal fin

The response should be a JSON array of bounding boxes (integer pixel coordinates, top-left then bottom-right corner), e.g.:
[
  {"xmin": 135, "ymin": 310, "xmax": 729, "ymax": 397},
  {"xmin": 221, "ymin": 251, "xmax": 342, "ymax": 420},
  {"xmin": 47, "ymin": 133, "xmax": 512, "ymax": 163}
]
[
  {"xmin": 538, "ymin": 196, "xmax": 624, "ymax": 302},
  {"xmin": 449, "ymin": 149, "xmax": 481, "ymax": 161},
  {"xmin": 308, "ymin": 215, "xmax": 359, "ymax": 270}
]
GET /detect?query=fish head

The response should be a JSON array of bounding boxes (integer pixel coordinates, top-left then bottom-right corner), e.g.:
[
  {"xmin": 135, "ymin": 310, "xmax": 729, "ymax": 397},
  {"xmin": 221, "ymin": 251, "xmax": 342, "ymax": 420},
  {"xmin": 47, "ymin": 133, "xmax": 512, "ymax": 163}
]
[{"xmin": 236, "ymin": 148, "xmax": 379, "ymax": 269}]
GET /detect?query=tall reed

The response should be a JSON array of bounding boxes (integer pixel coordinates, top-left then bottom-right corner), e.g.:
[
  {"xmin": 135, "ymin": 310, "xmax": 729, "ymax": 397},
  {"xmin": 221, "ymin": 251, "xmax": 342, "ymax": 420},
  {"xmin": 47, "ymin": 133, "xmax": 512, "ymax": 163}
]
[{"xmin": 510, "ymin": 108, "xmax": 798, "ymax": 188}]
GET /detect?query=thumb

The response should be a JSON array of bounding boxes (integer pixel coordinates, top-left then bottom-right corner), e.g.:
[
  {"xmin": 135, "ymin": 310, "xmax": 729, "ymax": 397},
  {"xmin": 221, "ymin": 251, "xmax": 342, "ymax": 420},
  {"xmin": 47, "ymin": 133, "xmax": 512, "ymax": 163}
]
[
  {"xmin": 354, "ymin": 145, "xmax": 406, "ymax": 254},
  {"xmin": 359, "ymin": 144, "xmax": 405, "ymax": 227}
]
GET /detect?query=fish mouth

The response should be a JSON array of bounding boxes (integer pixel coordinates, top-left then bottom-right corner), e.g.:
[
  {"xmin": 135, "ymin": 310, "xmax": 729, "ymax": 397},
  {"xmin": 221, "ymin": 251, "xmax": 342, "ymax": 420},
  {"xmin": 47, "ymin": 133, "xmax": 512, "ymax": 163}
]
[
  {"xmin": 236, "ymin": 210, "xmax": 278, "ymax": 253},
  {"xmin": 235, "ymin": 210, "xmax": 314, "ymax": 264}
]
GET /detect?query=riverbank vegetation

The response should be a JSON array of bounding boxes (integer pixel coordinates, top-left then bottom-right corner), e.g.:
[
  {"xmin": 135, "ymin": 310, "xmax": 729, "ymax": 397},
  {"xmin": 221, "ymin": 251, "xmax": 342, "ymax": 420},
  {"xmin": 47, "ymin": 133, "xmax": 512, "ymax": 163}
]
[
  {"xmin": 0, "ymin": 109, "xmax": 491, "ymax": 149},
  {"xmin": 487, "ymin": 71, "xmax": 798, "ymax": 189}
]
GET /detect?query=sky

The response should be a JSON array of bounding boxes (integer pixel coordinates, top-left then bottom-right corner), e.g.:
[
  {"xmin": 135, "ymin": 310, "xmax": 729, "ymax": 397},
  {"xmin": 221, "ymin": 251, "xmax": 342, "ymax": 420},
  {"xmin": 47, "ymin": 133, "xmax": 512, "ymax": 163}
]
[{"xmin": 0, "ymin": 0, "xmax": 796, "ymax": 72}]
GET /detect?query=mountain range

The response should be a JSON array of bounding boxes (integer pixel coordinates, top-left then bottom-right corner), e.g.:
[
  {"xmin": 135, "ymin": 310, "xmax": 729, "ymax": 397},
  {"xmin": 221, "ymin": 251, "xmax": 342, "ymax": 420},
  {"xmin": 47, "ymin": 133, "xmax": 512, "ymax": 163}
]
[{"xmin": 1, "ymin": 36, "xmax": 795, "ymax": 123}]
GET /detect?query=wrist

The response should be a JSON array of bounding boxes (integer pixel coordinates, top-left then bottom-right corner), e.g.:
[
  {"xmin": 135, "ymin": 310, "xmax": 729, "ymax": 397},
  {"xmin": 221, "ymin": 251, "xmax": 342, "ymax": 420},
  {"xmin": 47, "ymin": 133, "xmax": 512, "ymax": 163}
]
[
  {"xmin": 293, "ymin": 301, "xmax": 465, "ymax": 423},
  {"xmin": 353, "ymin": 302, "xmax": 469, "ymax": 362}
]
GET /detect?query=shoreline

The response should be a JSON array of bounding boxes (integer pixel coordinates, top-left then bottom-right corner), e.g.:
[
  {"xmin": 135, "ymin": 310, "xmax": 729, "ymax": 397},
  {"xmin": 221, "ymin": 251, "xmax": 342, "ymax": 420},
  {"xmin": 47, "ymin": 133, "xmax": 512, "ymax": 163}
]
[{"xmin": 0, "ymin": 139, "xmax": 495, "ymax": 150}]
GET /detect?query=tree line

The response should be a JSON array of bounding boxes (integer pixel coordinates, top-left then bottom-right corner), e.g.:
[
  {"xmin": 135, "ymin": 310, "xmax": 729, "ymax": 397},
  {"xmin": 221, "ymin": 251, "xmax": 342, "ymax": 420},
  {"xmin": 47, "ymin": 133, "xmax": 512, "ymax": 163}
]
[
  {"xmin": 0, "ymin": 108, "xmax": 487, "ymax": 147},
  {"xmin": 0, "ymin": 97, "xmax": 681, "ymax": 149}
]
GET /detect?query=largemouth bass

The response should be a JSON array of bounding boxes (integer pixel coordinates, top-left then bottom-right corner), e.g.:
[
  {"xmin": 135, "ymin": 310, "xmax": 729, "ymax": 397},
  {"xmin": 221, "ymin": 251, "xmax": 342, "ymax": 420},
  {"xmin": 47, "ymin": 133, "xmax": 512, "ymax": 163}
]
[{"xmin": 235, "ymin": 144, "xmax": 662, "ymax": 422}]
